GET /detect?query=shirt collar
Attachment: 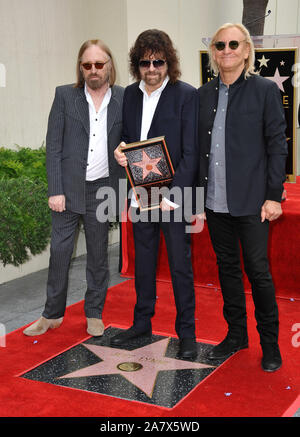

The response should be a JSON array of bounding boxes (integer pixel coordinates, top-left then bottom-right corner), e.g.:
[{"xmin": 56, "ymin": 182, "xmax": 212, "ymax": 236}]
[
  {"xmin": 219, "ymin": 77, "xmax": 227, "ymax": 89},
  {"xmin": 218, "ymin": 70, "xmax": 246, "ymax": 89},
  {"xmin": 84, "ymin": 82, "xmax": 112, "ymax": 110},
  {"xmin": 139, "ymin": 75, "xmax": 169, "ymax": 96}
]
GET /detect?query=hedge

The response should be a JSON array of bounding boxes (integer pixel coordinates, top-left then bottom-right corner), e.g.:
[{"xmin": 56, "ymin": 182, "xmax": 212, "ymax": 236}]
[{"xmin": 0, "ymin": 146, "xmax": 51, "ymax": 266}]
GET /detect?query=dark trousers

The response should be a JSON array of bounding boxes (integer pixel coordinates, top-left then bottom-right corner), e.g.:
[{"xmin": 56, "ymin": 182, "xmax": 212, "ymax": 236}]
[
  {"xmin": 43, "ymin": 178, "xmax": 109, "ymax": 320},
  {"xmin": 206, "ymin": 208, "xmax": 279, "ymax": 344},
  {"xmin": 131, "ymin": 209, "xmax": 196, "ymax": 339}
]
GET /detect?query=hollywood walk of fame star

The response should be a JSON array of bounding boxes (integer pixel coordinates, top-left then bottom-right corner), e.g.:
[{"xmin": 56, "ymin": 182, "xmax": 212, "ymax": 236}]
[
  {"xmin": 132, "ymin": 150, "xmax": 163, "ymax": 180},
  {"xmin": 257, "ymin": 55, "xmax": 270, "ymax": 68},
  {"xmin": 58, "ymin": 338, "xmax": 214, "ymax": 398},
  {"xmin": 265, "ymin": 67, "xmax": 289, "ymax": 92}
]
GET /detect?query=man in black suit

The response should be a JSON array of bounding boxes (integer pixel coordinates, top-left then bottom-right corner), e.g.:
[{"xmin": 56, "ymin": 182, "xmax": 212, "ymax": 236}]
[
  {"xmin": 23, "ymin": 39, "xmax": 124, "ymax": 337},
  {"xmin": 197, "ymin": 23, "xmax": 287, "ymax": 371},
  {"xmin": 111, "ymin": 29, "xmax": 199, "ymax": 358}
]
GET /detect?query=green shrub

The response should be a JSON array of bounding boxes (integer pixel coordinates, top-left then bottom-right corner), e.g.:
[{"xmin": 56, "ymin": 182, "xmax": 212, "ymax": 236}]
[
  {"xmin": 0, "ymin": 146, "xmax": 51, "ymax": 266},
  {"xmin": 0, "ymin": 145, "xmax": 47, "ymax": 183},
  {"xmin": 0, "ymin": 145, "xmax": 117, "ymax": 267}
]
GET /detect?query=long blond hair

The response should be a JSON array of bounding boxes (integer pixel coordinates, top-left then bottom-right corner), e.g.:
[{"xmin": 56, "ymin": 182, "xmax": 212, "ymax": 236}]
[
  {"xmin": 208, "ymin": 23, "xmax": 257, "ymax": 79},
  {"xmin": 74, "ymin": 39, "xmax": 116, "ymax": 88}
]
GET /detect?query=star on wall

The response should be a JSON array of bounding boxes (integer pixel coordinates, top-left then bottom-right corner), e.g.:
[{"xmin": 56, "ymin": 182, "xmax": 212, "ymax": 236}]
[
  {"xmin": 132, "ymin": 150, "xmax": 163, "ymax": 180},
  {"xmin": 257, "ymin": 54, "xmax": 270, "ymax": 68},
  {"xmin": 58, "ymin": 338, "xmax": 214, "ymax": 398},
  {"xmin": 265, "ymin": 67, "xmax": 289, "ymax": 92}
]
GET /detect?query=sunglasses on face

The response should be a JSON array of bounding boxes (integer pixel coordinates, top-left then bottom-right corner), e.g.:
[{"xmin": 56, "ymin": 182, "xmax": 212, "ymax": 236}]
[
  {"xmin": 214, "ymin": 40, "xmax": 246, "ymax": 51},
  {"xmin": 81, "ymin": 60, "xmax": 109, "ymax": 70},
  {"xmin": 139, "ymin": 59, "xmax": 166, "ymax": 69}
]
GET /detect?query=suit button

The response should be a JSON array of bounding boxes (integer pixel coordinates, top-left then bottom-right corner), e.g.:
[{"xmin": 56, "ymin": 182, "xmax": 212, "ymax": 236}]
[
  {"xmin": 206, "ymin": 154, "xmax": 209, "ymax": 157},
  {"xmin": 208, "ymin": 131, "xmax": 211, "ymax": 135},
  {"xmin": 205, "ymin": 176, "xmax": 208, "ymax": 180}
]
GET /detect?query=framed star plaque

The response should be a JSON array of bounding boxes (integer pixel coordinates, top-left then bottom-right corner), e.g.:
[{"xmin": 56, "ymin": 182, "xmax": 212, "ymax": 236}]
[{"xmin": 120, "ymin": 136, "xmax": 174, "ymax": 211}]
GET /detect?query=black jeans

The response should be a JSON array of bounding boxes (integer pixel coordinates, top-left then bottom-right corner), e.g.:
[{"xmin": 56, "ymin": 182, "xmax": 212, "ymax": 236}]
[
  {"xmin": 131, "ymin": 208, "xmax": 196, "ymax": 339},
  {"xmin": 206, "ymin": 208, "xmax": 279, "ymax": 344}
]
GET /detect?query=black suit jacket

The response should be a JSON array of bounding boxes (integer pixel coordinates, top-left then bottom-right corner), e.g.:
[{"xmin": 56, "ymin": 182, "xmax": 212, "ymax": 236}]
[
  {"xmin": 46, "ymin": 84, "xmax": 124, "ymax": 215},
  {"xmin": 122, "ymin": 80, "xmax": 198, "ymax": 205},
  {"xmin": 198, "ymin": 73, "xmax": 288, "ymax": 216}
]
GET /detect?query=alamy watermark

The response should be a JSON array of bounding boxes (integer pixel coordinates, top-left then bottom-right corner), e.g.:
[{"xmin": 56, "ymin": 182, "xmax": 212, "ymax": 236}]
[
  {"xmin": 0, "ymin": 63, "xmax": 6, "ymax": 88},
  {"xmin": 291, "ymin": 63, "xmax": 300, "ymax": 88},
  {"xmin": 0, "ymin": 323, "xmax": 6, "ymax": 347},
  {"xmin": 95, "ymin": 180, "xmax": 204, "ymax": 233},
  {"xmin": 291, "ymin": 323, "xmax": 300, "ymax": 348}
]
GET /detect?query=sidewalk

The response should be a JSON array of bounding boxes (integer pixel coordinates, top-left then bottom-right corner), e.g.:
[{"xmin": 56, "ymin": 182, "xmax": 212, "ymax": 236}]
[{"xmin": 0, "ymin": 243, "xmax": 128, "ymax": 333}]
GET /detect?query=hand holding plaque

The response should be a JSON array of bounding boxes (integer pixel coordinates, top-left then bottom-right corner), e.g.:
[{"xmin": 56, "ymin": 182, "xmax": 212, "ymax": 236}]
[{"xmin": 120, "ymin": 136, "xmax": 174, "ymax": 211}]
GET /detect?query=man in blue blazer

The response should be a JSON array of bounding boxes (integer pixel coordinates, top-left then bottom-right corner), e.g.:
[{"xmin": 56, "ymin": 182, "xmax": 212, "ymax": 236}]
[
  {"xmin": 197, "ymin": 23, "xmax": 287, "ymax": 371},
  {"xmin": 23, "ymin": 40, "xmax": 124, "ymax": 337},
  {"xmin": 111, "ymin": 29, "xmax": 199, "ymax": 358}
]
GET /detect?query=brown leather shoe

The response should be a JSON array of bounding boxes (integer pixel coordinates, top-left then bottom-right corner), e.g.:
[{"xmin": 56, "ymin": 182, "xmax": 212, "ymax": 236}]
[
  {"xmin": 87, "ymin": 318, "xmax": 104, "ymax": 337},
  {"xmin": 23, "ymin": 316, "xmax": 63, "ymax": 336}
]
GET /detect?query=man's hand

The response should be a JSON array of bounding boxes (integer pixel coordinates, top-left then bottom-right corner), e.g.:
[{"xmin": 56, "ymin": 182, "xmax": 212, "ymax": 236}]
[
  {"xmin": 48, "ymin": 195, "xmax": 66, "ymax": 212},
  {"xmin": 194, "ymin": 212, "xmax": 206, "ymax": 221},
  {"xmin": 261, "ymin": 200, "xmax": 282, "ymax": 222},
  {"xmin": 189, "ymin": 212, "xmax": 206, "ymax": 233},
  {"xmin": 160, "ymin": 198, "xmax": 175, "ymax": 211},
  {"xmin": 114, "ymin": 142, "xmax": 127, "ymax": 167}
]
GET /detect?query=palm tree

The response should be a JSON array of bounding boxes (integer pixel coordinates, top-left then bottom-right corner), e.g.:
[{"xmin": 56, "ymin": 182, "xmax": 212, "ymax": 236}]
[{"xmin": 242, "ymin": 0, "xmax": 269, "ymax": 35}]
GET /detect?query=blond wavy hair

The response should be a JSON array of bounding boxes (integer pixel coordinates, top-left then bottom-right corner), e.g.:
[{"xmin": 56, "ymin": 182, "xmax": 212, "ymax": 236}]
[{"xmin": 208, "ymin": 23, "xmax": 257, "ymax": 79}]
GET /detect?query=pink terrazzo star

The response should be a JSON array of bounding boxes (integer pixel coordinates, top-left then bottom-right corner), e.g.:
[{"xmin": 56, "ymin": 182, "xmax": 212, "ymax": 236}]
[
  {"xmin": 132, "ymin": 150, "xmax": 163, "ymax": 180},
  {"xmin": 58, "ymin": 338, "xmax": 214, "ymax": 398}
]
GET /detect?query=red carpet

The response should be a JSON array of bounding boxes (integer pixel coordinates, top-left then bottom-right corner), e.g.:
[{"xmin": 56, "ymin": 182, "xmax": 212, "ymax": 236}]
[
  {"xmin": 121, "ymin": 177, "xmax": 300, "ymax": 299},
  {"xmin": 0, "ymin": 280, "xmax": 299, "ymax": 418},
  {"xmin": 0, "ymin": 179, "xmax": 299, "ymax": 419}
]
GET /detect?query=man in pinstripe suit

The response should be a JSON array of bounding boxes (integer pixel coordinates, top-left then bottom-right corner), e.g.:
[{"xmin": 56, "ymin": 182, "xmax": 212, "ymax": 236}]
[{"xmin": 23, "ymin": 40, "xmax": 124, "ymax": 337}]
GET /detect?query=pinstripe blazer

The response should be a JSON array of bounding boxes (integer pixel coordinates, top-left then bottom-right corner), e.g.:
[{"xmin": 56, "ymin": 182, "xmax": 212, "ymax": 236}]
[{"xmin": 46, "ymin": 84, "xmax": 124, "ymax": 215}]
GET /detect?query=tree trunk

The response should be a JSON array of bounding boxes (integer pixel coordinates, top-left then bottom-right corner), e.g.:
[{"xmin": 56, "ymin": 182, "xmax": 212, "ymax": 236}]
[{"xmin": 242, "ymin": 0, "xmax": 269, "ymax": 35}]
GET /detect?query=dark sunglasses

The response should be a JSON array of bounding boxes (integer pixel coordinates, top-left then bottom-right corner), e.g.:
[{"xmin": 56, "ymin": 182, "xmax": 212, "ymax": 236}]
[
  {"xmin": 81, "ymin": 60, "xmax": 109, "ymax": 70},
  {"xmin": 214, "ymin": 40, "xmax": 246, "ymax": 51},
  {"xmin": 139, "ymin": 59, "xmax": 166, "ymax": 69}
]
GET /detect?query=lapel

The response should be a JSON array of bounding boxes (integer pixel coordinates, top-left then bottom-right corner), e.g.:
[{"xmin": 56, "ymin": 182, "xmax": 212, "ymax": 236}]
[
  {"xmin": 147, "ymin": 81, "xmax": 171, "ymax": 137},
  {"xmin": 135, "ymin": 84, "xmax": 143, "ymax": 139},
  {"xmin": 107, "ymin": 86, "xmax": 118, "ymax": 136},
  {"xmin": 75, "ymin": 88, "xmax": 90, "ymax": 136}
]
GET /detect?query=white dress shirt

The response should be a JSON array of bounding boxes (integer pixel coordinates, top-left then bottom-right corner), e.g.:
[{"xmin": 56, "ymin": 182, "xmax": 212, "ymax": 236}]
[{"xmin": 84, "ymin": 84, "xmax": 111, "ymax": 181}]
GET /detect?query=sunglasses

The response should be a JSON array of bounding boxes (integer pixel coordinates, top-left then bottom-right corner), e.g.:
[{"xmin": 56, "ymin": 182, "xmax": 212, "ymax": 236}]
[
  {"xmin": 214, "ymin": 40, "xmax": 246, "ymax": 51},
  {"xmin": 139, "ymin": 59, "xmax": 166, "ymax": 69},
  {"xmin": 81, "ymin": 60, "xmax": 109, "ymax": 70}
]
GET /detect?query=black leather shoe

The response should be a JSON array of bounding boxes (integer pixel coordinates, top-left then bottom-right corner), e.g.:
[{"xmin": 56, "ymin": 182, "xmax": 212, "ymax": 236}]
[
  {"xmin": 110, "ymin": 326, "xmax": 152, "ymax": 346},
  {"xmin": 261, "ymin": 343, "xmax": 282, "ymax": 372},
  {"xmin": 178, "ymin": 338, "xmax": 197, "ymax": 359},
  {"xmin": 208, "ymin": 332, "xmax": 248, "ymax": 360}
]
